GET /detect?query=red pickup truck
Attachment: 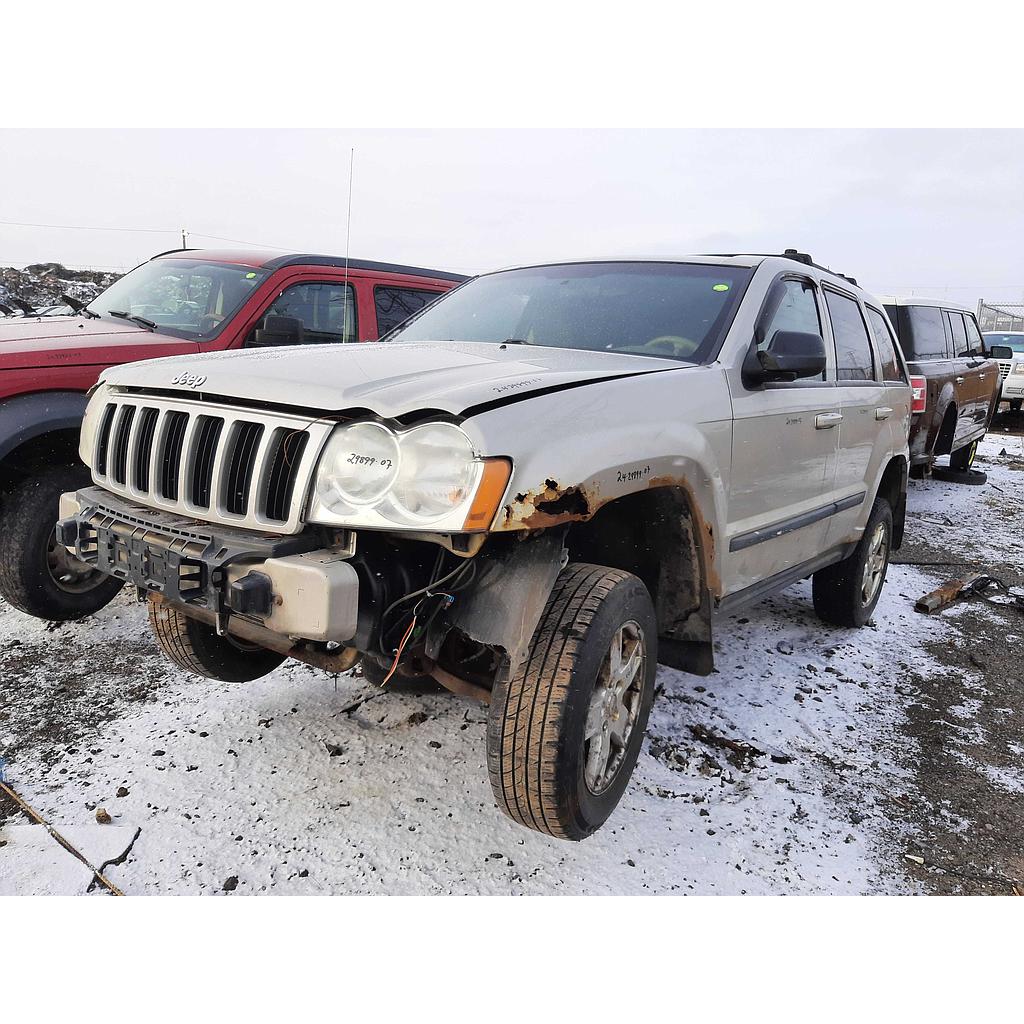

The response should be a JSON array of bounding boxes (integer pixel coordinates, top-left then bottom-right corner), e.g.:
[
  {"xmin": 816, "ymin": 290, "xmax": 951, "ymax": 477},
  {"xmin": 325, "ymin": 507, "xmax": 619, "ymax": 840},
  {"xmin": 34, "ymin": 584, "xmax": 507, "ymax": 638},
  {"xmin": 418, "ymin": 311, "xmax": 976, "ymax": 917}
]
[{"xmin": 0, "ymin": 249, "xmax": 466, "ymax": 621}]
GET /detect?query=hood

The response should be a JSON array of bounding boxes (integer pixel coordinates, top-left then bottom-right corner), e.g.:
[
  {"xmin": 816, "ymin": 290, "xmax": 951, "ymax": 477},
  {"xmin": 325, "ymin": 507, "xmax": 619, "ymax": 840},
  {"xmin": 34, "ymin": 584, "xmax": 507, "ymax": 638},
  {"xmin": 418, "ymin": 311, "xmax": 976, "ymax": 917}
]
[
  {"xmin": 0, "ymin": 315, "xmax": 194, "ymax": 369},
  {"xmin": 101, "ymin": 340, "xmax": 688, "ymax": 417}
]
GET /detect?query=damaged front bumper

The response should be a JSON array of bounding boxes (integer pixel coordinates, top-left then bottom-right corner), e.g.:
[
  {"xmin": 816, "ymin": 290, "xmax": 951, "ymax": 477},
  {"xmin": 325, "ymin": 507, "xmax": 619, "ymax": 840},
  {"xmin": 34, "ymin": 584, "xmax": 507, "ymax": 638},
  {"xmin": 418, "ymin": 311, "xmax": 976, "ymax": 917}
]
[{"xmin": 57, "ymin": 487, "xmax": 360, "ymax": 644}]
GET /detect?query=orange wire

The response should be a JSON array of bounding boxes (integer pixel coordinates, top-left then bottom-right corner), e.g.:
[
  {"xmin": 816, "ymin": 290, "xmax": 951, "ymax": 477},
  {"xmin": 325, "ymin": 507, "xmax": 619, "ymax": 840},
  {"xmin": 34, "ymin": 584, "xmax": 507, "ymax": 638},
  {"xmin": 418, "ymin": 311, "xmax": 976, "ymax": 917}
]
[{"xmin": 381, "ymin": 615, "xmax": 417, "ymax": 687}]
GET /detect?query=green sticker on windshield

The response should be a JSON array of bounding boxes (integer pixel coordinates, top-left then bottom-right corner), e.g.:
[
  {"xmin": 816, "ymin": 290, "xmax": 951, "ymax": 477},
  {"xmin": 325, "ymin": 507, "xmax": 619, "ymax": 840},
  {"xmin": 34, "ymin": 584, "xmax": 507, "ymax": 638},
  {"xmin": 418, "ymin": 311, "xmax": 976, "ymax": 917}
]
[
  {"xmin": 713, "ymin": 283, "xmax": 730, "ymax": 292},
  {"xmin": 245, "ymin": 272, "xmax": 257, "ymax": 279}
]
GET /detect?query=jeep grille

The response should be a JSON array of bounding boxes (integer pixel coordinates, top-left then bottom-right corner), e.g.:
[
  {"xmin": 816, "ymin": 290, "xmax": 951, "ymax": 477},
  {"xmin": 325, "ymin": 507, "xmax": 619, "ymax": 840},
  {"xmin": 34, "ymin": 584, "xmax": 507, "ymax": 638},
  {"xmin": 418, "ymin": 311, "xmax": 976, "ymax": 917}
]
[{"xmin": 90, "ymin": 396, "xmax": 332, "ymax": 534}]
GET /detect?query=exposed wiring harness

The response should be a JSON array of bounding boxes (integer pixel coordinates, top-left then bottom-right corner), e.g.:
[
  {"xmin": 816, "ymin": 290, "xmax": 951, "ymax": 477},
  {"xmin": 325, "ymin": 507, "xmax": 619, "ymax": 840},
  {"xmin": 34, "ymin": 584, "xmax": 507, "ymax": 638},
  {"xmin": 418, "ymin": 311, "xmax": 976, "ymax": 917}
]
[{"xmin": 377, "ymin": 552, "xmax": 479, "ymax": 685}]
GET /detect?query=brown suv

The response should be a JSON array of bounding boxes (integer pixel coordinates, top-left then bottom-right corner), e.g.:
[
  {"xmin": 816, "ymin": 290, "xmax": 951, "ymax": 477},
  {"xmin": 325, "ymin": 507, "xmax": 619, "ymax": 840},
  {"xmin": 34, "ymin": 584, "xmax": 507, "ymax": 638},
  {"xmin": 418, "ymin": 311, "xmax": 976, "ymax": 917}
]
[{"xmin": 882, "ymin": 297, "xmax": 999, "ymax": 475}]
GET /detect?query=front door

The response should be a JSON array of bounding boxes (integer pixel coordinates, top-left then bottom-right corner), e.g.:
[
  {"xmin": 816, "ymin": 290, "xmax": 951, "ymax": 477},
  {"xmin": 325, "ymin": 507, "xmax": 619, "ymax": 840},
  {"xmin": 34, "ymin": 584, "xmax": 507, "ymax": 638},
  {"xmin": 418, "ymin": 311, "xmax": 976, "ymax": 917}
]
[{"xmin": 725, "ymin": 275, "xmax": 840, "ymax": 595}]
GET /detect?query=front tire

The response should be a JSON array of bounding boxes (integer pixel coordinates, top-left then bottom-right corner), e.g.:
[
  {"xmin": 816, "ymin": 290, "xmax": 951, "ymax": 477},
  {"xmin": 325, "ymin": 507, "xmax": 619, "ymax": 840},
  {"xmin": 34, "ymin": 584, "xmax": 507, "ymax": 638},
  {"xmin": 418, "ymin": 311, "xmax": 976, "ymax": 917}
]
[
  {"xmin": 949, "ymin": 439, "xmax": 978, "ymax": 471},
  {"xmin": 148, "ymin": 598, "xmax": 286, "ymax": 682},
  {"xmin": 812, "ymin": 497, "xmax": 892, "ymax": 628},
  {"xmin": 487, "ymin": 563, "xmax": 657, "ymax": 841},
  {"xmin": 0, "ymin": 464, "xmax": 123, "ymax": 620}
]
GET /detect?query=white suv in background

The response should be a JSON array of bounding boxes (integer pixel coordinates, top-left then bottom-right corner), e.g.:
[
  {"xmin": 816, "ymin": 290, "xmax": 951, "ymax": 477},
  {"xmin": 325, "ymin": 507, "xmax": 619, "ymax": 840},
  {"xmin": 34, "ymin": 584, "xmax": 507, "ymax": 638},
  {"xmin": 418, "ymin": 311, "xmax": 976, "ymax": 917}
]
[{"xmin": 984, "ymin": 331, "xmax": 1024, "ymax": 413}]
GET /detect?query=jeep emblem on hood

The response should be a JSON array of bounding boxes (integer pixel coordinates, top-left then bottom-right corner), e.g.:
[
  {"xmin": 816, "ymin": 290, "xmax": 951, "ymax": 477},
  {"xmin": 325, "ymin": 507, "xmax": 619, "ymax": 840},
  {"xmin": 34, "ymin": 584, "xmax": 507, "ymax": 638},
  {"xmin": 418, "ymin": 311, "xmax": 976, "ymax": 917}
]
[{"xmin": 171, "ymin": 371, "xmax": 207, "ymax": 389}]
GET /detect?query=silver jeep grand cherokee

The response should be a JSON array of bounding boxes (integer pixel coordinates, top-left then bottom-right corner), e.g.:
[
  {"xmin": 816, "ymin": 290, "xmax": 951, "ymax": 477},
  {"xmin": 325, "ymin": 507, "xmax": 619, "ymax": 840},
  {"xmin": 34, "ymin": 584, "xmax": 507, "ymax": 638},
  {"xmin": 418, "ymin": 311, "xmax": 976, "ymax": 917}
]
[{"xmin": 58, "ymin": 252, "xmax": 911, "ymax": 840}]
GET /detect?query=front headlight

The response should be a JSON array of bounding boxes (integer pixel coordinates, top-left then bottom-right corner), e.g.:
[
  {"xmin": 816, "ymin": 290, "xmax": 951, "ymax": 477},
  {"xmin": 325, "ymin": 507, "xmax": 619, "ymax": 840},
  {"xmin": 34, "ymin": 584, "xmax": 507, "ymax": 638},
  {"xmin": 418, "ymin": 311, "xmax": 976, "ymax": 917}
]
[
  {"xmin": 1013, "ymin": 362, "xmax": 1024, "ymax": 375},
  {"xmin": 309, "ymin": 420, "xmax": 511, "ymax": 533}
]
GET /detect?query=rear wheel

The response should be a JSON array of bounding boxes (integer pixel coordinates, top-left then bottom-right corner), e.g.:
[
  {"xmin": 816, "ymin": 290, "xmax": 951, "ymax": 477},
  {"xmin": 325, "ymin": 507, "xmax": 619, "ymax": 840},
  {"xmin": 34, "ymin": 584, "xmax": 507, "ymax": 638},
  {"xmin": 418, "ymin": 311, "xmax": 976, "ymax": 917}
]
[
  {"xmin": 0, "ymin": 464, "xmax": 123, "ymax": 620},
  {"xmin": 812, "ymin": 497, "xmax": 892, "ymax": 628},
  {"xmin": 148, "ymin": 598, "xmax": 286, "ymax": 682},
  {"xmin": 487, "ymin": 563, "xmax": 657, "ymax": 841}
]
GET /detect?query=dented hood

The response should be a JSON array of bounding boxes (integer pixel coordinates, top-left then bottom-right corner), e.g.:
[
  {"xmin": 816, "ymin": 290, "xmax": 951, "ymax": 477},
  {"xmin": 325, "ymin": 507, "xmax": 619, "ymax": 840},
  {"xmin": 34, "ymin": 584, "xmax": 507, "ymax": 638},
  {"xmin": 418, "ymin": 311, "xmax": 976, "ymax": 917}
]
[{"xmin": 101, "ymin": 340, "xmax": 686, "ymax": 416}]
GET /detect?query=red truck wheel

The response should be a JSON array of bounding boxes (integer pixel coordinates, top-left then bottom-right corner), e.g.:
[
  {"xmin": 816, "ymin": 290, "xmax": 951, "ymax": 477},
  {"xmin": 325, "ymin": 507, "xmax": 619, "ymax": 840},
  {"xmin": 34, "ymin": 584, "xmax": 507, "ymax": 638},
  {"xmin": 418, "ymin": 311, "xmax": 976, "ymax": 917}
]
[{"xmin": 0, "ymin": 464, "xmax": 123, "ymax": 621}]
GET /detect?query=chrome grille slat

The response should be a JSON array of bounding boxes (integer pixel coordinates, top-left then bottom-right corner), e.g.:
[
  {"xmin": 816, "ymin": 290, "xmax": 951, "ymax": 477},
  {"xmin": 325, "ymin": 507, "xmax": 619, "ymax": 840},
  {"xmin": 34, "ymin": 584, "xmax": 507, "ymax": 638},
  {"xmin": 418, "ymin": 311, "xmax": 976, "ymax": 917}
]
[
  {"xmin": 224, "ymin": 421, "xmax": 265, "ymax": 516},
  {"xmin": 110, "ymin": 405, "xmax": 136, "ymax": 485},
  {"xmin": 90, "ymin": 394, "xmax": 332, "ymax": 535},
  {"xmin": 132, "ymin": 408, "xmax": 160, "ymax": 494}
]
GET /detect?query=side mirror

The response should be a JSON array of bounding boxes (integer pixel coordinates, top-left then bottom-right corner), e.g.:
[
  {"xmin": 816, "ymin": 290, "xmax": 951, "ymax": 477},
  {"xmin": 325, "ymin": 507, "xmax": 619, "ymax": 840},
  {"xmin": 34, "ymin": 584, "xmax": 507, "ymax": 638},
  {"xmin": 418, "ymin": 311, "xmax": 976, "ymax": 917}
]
[
  {"xmin": 989, "ymin": 344, "xmax": 1014, "ymax": 360},
  {"xmin": 251, "ymin": 314, "xmax": 305, "ymax": 348},
  {"xmin": 743, "ymin": 330, "xmax": 826, "ymax": 386}
]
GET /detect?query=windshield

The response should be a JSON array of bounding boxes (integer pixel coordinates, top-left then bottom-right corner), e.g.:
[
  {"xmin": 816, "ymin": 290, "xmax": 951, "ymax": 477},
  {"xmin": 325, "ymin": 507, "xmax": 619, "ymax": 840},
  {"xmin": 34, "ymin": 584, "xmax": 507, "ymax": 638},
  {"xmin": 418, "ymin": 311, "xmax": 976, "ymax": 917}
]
[
  {"xmin": 87, "ymin": 258, "xmax": 269, "ymax": 340},
  {"xmin": 390, "ymin": 262, "xmax": 753, "ymax": 363},
  {"xmin": 984, "ymin": 334, "xmax": 1024, "ymax": 355}
]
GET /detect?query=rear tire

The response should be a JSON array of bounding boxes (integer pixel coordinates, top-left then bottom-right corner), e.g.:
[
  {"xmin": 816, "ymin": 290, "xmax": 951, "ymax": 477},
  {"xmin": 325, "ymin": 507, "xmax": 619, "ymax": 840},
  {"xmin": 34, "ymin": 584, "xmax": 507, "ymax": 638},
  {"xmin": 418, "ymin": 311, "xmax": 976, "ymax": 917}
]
[
  {"xmin": 812, "ymin": 498, "xmax": 892, "ymax": 628},
  {"xmin": 148, "ymin": 598, "xmax": 286, "ymax": 682},
  {"xmin": 487, "ymin": 563, "xmax": 657, "ymax": 841},
  {"xmin": 0, "ymin": 464, "xmax": 123, "ymax": 621}
]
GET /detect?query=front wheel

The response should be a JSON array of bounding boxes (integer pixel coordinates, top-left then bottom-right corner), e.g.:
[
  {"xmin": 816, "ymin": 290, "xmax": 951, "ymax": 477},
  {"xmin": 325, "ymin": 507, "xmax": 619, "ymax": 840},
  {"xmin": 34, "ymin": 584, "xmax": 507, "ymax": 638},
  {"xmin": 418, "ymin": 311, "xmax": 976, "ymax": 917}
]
[
  {"xmin": 487, "ymin": 563, "xmax": 657, "ymax": 841},
  {"xmin": 148, "ymin": 598, "xmax": 286, "ymax": 682},
  {"xmin": 812, "ymin": 497, "xmax": 893, "ymax": 628},
  {"xmin": 949, "ymin": 439, "xmax": 978, "ymax": 471},
  {"xmin": 0, "ymin": 464, "xmax": 124, "ymax": 620}
]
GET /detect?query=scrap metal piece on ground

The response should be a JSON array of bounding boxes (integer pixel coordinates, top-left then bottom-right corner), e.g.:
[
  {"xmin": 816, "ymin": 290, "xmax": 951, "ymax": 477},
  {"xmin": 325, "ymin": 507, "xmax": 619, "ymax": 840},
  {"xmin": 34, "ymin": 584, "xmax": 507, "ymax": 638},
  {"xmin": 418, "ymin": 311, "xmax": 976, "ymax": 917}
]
[
  {"xmin": 915, "ymin": 574, "xmax": 987, "ymax": 614},
  {"xmin": 0, "ymin": 824, "xmax": 140, "ymax": 896},
  {"xmin": 0, "ymin": 779, "xmax": 130, "ymax": 894},
  {"xmin": 915, "ymin": 574, "xmax": 1024, "ymax": 615}
]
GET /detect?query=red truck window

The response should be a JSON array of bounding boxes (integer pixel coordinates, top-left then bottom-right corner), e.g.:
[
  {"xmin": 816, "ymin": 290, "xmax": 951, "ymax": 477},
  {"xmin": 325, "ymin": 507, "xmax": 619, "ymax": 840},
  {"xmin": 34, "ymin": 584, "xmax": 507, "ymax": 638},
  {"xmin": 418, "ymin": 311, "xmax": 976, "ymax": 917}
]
[
  {"xmin": 263, "ymin": 282, "xmax": 357, "ymax": 343},
  {"xmin": 374, "ymin": 286, "xmax": 443, "ymax": 337}
]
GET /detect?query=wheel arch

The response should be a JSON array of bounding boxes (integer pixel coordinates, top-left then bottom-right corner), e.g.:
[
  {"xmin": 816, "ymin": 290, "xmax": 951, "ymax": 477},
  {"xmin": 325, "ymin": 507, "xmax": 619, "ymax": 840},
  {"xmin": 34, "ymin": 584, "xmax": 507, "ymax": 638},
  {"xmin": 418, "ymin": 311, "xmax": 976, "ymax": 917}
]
[
  {"xmin": 874, "ymin": 454, "xmax": 908, "ymax": 550},
  {"xmin": 564, "ymin": 484, "xmax": 715, "ymax": 674},
  {"xmin": 933, "ymin": 399, "xmax": 958, "ymax": 457},
  {"xmin": 0, "ymin": 391, "xmax": 88, "ymax": 490}
]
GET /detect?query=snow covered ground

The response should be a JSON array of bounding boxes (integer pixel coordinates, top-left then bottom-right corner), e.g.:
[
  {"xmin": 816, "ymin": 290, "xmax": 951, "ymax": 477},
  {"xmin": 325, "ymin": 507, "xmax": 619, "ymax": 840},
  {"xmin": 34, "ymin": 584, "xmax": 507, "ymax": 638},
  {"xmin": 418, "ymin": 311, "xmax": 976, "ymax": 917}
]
[{"xmin": 2, "ymin": 430, "xmax": 1022, "ymax": 895}]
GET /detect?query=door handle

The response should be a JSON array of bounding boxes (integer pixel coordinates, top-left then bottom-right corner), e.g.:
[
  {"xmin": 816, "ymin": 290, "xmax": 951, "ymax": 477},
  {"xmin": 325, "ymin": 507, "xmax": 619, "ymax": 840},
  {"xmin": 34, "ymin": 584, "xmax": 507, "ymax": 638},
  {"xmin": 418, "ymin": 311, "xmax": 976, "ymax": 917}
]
[
  {"xmin": 875, "ymin": 406, "xmax": 893, "ymax": 420},
  {"xmin": 955, "ymin": 376, "xmax": 965, "ymax": 384},
  {"xmin": 815, "ymin": 413, "xmax": 843, "ymax": 429}
]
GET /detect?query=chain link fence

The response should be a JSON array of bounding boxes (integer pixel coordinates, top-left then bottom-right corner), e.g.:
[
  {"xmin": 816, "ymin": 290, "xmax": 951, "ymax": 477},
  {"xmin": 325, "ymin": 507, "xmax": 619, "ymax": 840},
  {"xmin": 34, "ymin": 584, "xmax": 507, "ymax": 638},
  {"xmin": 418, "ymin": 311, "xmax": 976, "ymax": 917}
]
[{"xmin": 978, "ymin": 301, "xmax": 1024, "ymax": 332}]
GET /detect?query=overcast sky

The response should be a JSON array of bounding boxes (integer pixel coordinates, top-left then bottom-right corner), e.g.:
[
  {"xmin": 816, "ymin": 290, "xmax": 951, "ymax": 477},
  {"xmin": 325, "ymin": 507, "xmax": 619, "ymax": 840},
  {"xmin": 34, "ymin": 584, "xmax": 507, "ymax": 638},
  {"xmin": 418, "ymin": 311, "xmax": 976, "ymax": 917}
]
[{"xmin": 3, "ymin": 128, "xmax": 1022, "ymax": 307}]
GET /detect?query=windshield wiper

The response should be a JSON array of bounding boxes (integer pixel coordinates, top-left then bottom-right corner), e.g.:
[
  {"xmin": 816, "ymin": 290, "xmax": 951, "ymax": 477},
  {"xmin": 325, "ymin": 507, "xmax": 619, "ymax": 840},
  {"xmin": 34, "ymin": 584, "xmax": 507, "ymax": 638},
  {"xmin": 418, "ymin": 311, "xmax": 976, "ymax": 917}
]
[
  {"xmin": 108, "ymin": 309, "xmax": 157, "ymax": 330},
  {"xmin": 62, "ymin": 294, "xmax": 99, "ymax": 319},
  {"xmin": 501, "ymin": 338, "xmax": 533, "ymax": 346}
]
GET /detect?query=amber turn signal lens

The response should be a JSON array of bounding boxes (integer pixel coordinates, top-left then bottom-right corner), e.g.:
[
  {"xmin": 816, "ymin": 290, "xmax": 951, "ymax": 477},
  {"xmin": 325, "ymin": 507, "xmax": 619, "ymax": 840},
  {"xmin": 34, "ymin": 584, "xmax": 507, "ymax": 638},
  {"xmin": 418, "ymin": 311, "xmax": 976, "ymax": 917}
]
[{"xmin": 462, "ymin": 457, "xmax": 512, "ymax": 531}]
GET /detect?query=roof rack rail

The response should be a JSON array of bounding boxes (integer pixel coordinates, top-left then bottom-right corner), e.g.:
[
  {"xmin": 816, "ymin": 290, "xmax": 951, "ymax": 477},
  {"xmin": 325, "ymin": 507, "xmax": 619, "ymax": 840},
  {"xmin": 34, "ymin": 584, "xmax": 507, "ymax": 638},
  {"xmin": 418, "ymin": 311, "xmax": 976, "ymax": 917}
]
[{"xmin": 780, "ymin": 249, "xmax": 859, "ymax": 287}]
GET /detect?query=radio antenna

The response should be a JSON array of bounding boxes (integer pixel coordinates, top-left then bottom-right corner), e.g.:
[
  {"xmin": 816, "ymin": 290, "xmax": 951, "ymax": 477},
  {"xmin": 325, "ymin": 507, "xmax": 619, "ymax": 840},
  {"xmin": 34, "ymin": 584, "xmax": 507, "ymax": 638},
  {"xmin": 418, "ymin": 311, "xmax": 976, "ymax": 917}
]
[{"xmin": 343, "ymin": 147, "xmax": 355, "ymax": 340}]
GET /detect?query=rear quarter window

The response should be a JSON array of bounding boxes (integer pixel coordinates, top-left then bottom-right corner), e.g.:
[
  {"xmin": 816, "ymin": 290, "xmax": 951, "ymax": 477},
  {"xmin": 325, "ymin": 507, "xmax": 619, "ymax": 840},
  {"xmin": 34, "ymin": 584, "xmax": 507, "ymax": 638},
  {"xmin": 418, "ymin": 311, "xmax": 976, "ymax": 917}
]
[{"xmin": 902, "ymin": 305, "xmax": 949, "ymax": 361}]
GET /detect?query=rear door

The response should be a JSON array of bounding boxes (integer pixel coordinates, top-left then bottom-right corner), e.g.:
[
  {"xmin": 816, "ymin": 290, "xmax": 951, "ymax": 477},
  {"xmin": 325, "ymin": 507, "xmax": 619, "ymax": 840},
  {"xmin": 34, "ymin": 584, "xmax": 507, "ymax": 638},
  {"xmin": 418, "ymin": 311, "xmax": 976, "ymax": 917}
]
[
  {"xmin": 725, "ymin": 274, "xmax": 840, "ymax": 593},
  {"xmin": 821, "ymin": 288, "xmax": 890, "ymax": 547}
]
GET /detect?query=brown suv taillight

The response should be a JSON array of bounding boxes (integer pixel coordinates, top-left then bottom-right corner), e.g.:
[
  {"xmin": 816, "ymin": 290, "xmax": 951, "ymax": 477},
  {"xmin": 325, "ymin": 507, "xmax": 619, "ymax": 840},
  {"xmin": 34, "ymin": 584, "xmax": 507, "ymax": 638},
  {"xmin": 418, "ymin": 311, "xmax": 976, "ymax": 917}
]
[{"xmin": 910, "ymin": 375, "xmax": 927, "ymax": 414}]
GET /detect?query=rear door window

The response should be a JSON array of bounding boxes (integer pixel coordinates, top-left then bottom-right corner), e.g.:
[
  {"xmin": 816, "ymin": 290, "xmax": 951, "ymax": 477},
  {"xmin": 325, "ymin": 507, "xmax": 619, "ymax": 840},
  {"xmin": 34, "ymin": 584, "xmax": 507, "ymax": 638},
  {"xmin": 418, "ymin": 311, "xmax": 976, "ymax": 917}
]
[
  {"xmin": 904, "ymin": 305, "xmax": 948, "ymax": 360},
  {"xmin": 866, "ymin": 307, "xmax": 907, "ymax": 382},
  {"xmin": 824, "ymin": 290, "xmax": 875, "ymax": 381},
  {"xmin": 374, "ymin": 286, "xmax": 442, "ymax": 336}
]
